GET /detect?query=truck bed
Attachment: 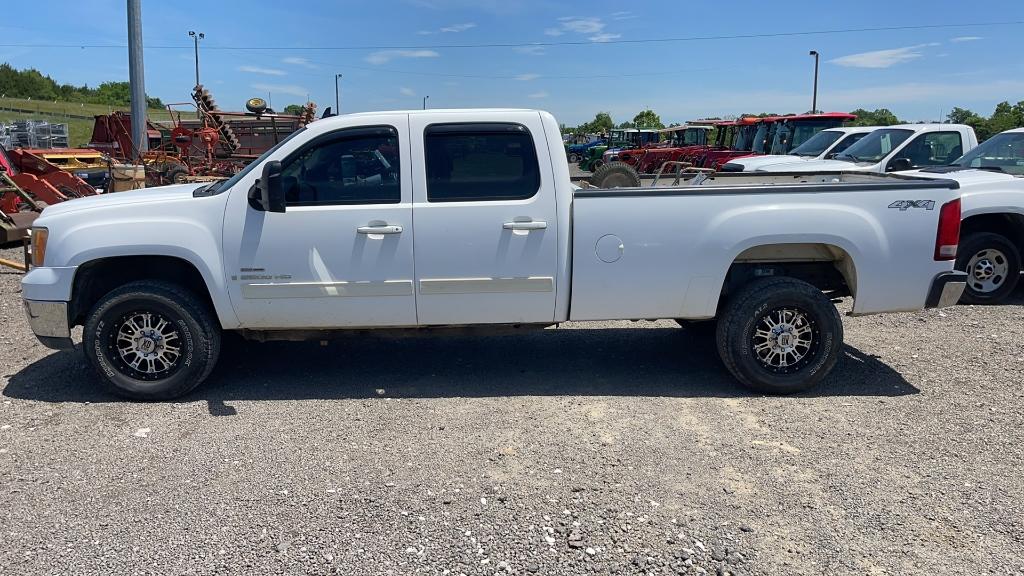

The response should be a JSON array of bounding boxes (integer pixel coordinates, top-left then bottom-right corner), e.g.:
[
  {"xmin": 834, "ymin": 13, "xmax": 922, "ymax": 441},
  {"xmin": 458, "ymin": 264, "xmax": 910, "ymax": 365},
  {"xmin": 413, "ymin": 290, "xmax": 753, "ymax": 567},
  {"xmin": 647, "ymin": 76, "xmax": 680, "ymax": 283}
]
[{"xmin": 569, "ymin": 172, "xmax": 960, "ymax": 321}]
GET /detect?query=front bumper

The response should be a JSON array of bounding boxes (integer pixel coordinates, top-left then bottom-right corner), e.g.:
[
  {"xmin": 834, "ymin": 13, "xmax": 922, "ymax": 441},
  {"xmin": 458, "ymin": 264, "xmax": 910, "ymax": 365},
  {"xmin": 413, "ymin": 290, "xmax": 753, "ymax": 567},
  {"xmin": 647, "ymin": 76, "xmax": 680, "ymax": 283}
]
[
  {"xmin": 925, "ymin": 271, "xmax": 967, "ymax": 308},
  {"xmin": 22, "ymin": 299, "xmax": 74, "ymax": 350}
]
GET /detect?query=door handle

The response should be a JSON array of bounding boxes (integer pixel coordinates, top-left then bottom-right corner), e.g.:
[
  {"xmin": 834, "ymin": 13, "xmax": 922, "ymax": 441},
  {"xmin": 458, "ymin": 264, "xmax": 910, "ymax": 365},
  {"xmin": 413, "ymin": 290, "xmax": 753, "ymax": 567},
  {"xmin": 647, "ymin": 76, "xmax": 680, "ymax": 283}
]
[
  {"xmin": 503, "ymin": 221, "xmax": 547, "ymax": 231},
  {"xmin": 357, "ymin": 225, "xmax": 403, "ymax": 234}
]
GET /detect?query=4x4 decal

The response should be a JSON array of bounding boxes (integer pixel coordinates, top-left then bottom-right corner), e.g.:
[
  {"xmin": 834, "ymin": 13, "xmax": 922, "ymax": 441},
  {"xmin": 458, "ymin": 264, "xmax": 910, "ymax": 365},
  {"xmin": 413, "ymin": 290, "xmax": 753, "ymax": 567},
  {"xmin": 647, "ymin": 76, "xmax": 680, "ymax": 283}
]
[{"xmin": 888, "ymin": 200, "xmax": 936, "ymax": 211}]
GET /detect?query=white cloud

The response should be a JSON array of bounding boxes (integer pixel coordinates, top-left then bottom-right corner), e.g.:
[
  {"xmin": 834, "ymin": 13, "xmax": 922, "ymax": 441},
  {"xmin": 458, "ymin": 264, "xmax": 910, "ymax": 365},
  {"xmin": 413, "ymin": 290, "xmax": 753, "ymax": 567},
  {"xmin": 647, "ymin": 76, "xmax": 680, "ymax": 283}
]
[
  {"xmin": 251, "ymin": 83, "xmax": 308, "ymax": 97},
  {"xmin": 282, "ymin": 57, "xmax": 318, "ymax": 69},
  {"xmin": 610, "ymin": 11, "xmax": 636, "ymax": 20},
  {"xmin": 951, "ymin": 36, "xmax": 983, "ymax": 42},
  {"xmin": 515, "ymin": 45, "xmax": 546, "ymax": 56},
  {"xmin": 419, "ymin": 22, "xmax": 476, "ymax": 34},
  {"xmin": 441, "ymin": 23, "xmax": 476, "ymax": 33},
  {"xmin": 238, "ymin": 65, "xmax": 286, "ymax": 76},
  {"xmin": 515, "ymin": 73, "xmax": 540, "ymax": 81},
  {"xmin": 550, "ymin": 16, "xmax": 620, "ymax": 43},
  {"xmin": 366, "ymin": 49, "xmax": 441, "ymax": 65},
  {"xmin": 559, "ymin": 16, "xmax": 604, "ymax": 34},
  {"xmin": 400, "ymin": 87, "xmax": 416, "ymax": 96},
  {"xmin": 528, "ymin": 91, "xmax": 549, "ymax": 99},
  {"xmin": 829, "ymin": 44, "xmax": 934, "ymax": 69}
]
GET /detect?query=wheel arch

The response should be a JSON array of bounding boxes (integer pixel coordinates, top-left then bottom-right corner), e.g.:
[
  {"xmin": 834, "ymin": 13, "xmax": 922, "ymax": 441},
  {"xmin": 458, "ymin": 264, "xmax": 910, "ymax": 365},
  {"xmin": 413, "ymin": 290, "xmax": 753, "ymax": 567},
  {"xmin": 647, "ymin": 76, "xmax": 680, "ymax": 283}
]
[
  {"xmin": 714, "ymin": 241, "xmax": 859, "ymax": 314},
  {"xmin": 959, "ymin": 211, "xmax": 1024, "ymax": 255},
  {"xmin": 68, "ymin": 253, "xmax": 235, "ymax": 330}
]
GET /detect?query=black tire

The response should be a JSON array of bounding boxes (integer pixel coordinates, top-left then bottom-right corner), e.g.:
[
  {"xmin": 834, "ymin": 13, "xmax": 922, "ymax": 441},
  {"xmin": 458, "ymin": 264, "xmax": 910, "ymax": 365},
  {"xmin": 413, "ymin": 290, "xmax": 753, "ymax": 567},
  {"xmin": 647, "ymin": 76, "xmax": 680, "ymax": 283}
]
[
  {"xmin": 955, "ymin": 232, "xmax": 1022, "ymax": 304},
  {"xmin": 568, "ymin": 152, "xmax": 580, "ymax": 163},
  {"xmin": 164, "ymin": 165, "xmax": 189, "ymax": 185},
  {"xmin": 83, "ymin": 280, "xmax": 221, "ymax": 400},
  {"xmin": 589, "ymin": 161, "xmax": 640, "ymax": 188},
  {"xmin": 715, "ymin": 277, "xmax": 842, "ymax": 394}
]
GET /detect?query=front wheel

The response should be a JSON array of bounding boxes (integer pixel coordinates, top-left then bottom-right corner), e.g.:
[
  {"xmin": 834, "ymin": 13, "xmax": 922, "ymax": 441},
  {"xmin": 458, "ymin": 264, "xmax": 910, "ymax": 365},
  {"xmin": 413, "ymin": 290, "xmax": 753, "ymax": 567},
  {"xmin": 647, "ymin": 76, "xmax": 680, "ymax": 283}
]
[
  {"xmin": 955, "ymin": 232, "xmax": 1021, "ymax": 304},
  {"xmin": 83, "ymin": 280, "xmax": 221, "ymax": 400},
  {"xmin": 715, "ymin": 277, "xmax": 842, "ymax": 394}
]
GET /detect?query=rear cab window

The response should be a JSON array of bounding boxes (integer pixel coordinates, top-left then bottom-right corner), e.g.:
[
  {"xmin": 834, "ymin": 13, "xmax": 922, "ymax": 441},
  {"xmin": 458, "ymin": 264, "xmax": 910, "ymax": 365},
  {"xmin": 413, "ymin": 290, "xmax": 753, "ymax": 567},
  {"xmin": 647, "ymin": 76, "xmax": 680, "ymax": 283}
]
[{"xmin": 424, "ymin": 123, "xmax": 541, "ymax": 202}]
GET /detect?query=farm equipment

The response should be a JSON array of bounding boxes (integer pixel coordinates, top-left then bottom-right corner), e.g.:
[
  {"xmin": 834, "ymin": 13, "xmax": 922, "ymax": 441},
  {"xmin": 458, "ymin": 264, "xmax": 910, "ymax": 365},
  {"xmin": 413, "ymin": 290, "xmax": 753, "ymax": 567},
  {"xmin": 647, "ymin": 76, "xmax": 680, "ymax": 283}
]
[
  {"xmin": 695, "ymin": 113, "xmax": 857, "ymax": 170},
  {"xmin": 578, "ymin": 129, "xmax": 659, "ymax": 172},
  {"xmin": 610, "ymin": 124, "xmax": 714, "ymax": 175},
  {"xmin": 88, "ymin": 87, "xmax": 315, "ymax": 185},
  {"xmin": 0, "ymin": 144, "xmax": 99, "ymax": 208},
  {"xmin": 0, "ymin": 147, "xmax": 42, "ymax": 245}
]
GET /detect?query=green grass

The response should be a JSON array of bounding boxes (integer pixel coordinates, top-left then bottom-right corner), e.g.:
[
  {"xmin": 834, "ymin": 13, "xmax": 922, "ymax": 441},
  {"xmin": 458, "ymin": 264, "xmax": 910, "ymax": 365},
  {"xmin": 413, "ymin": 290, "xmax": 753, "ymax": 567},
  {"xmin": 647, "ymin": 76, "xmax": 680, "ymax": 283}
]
[{"xmin": 0, "ymin": 97, "xmax": 175, "ymax": 148}]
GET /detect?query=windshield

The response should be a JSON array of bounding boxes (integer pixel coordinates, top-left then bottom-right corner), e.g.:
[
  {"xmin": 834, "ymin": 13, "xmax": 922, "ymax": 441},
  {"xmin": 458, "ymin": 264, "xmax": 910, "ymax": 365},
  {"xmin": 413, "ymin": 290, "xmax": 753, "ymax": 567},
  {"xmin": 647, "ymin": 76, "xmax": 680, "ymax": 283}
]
[
  {"xmin": 788, "ymin": 130, "xmax": 842, "ymax": 157},
  {"xmin": 952, "ymin": 132, "xmax": 1024, "ymax": 176},
  {"xmin": 836, "ymin": 128, "xmax": 913, "ymax": 163},
  {"xmin": 212, "ymin": 126, "xmax": 307, "ymax": 193}
]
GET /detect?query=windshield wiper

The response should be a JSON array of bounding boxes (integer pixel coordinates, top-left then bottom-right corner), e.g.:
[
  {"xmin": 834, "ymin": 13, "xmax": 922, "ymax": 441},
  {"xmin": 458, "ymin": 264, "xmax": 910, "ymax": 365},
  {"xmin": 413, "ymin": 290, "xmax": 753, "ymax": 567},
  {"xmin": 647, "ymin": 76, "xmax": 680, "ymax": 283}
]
[
  {"xmin": 837, "ymin": 153, "xmax": 859, "ymax": 162},
  {"xmin": 976, "ymin": 166, "xmax": 1006, "ymax": 173}
]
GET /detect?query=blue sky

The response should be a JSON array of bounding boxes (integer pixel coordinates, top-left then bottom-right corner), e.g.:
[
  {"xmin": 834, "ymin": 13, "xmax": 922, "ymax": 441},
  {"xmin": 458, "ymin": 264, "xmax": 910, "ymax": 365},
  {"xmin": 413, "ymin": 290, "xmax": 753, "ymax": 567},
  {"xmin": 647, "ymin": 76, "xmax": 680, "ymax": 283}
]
[{"xmin": 1, "ymin": 0, "xmax": 1022, "ymax": 126}]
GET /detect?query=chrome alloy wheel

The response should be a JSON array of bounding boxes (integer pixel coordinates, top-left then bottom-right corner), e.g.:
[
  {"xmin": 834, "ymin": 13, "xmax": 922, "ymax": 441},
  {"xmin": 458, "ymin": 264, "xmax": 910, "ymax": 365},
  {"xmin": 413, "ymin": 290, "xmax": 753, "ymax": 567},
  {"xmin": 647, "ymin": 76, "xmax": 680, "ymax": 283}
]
[
  {"xmin": 966, "ymin": 248, "xmax": 1009, "ymax": 294},
  {"xmin": 115, "ymin": 312, "xmax": 182, "ymax": 377},
  {"xmin": 752, "ymin": 308, "xmax": 817, "ymax": 373}
]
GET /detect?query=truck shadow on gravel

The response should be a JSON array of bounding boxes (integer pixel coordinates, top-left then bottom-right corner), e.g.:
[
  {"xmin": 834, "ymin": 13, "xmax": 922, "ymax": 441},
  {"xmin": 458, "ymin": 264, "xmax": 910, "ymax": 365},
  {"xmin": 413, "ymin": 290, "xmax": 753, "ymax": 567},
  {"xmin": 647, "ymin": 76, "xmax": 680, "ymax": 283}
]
[{"xmin": 4, "ymin": 326, "xmax": 919, "ymax": 408}]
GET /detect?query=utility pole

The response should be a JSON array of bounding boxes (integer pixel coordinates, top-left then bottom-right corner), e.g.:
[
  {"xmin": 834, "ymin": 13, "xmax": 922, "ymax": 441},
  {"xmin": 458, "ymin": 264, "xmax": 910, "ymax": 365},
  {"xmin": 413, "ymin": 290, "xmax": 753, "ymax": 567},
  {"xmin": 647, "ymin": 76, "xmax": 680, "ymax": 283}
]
[
  {"xmin": 189, "ymin": 31, "xmax": 204, "ymax": 88},
  {"xmin": 423, "ymin": 95, "xmax": 429, "ymax": 110},
  {"xmin": 335, "ymin": 73, "xmax": 342, "ymax": 114},
  {"xmin": 127, "ymin": 0, "xmax": 147, "ymax": 156},
  {"xmin": 808, "ymin": 50, "xmax": 820, "ymax": 114}
]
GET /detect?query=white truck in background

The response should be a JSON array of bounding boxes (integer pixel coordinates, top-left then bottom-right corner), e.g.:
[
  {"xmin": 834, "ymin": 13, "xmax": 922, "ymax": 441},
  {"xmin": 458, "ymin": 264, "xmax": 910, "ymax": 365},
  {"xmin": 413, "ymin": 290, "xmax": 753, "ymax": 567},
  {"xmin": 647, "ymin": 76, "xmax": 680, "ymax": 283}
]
[
  {"xmin": 720, "ymin": 126, "xmax": 877, "ymax": 172},
  {"xmin": 751, "ymin": 124, "xmax": 978, "ymax": 174},
  {"xmin": 906, "ymin": 128, "xmax": 1024, "ymax": 303},
  {"xmin": 22, "ymin": 109, "xmax": 966, "ymax": 400}
]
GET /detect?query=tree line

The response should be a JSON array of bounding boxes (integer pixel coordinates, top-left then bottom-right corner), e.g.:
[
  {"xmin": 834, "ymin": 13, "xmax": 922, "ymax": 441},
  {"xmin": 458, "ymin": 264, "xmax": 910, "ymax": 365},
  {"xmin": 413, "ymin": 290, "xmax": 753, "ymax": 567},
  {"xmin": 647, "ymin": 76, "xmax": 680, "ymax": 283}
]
[
  {"xmin": 567, "ymin": 103, "xmax": 1024, "ymax": 141},
  {"xmin": 0, "ymin": 63, "xmax": 164, "ymax": 109}
]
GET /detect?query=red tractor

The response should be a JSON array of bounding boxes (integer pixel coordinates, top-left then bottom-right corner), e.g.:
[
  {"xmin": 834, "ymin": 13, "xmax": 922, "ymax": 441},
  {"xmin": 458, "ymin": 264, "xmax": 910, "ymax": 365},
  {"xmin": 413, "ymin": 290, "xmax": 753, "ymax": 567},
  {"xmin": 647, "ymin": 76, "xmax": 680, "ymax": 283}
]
[{"xmin": 697, "ymin": 112, "xmax": 857, "ymax": 170}]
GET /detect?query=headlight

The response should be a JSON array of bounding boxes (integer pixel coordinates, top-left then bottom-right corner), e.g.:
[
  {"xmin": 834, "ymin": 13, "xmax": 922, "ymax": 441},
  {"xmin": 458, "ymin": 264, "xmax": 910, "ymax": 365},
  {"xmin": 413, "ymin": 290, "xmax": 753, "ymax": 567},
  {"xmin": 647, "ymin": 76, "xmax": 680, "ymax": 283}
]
[{"xmin": 31, "ymin": 227, "xmax": 48, "ymax": 267}]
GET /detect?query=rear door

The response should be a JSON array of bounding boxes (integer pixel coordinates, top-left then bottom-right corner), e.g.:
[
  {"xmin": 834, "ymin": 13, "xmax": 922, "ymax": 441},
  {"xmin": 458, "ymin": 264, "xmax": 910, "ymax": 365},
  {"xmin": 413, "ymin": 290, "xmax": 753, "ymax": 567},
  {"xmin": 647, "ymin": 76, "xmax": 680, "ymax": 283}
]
[{"xmin": 409, "ymin": 113, "xmax": 559, "ymax": 325}]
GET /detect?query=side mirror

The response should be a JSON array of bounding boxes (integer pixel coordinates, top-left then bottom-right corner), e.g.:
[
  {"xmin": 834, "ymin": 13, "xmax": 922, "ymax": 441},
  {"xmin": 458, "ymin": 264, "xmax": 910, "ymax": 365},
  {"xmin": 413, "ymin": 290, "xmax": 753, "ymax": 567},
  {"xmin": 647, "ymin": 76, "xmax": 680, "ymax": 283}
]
[
  {"xmin": 888, "ymin": 157, "xmax": 913, "ymax": 172},
  {"xmin": 247, "ymin": 160, "xmax": 286, "ymax": 212}
]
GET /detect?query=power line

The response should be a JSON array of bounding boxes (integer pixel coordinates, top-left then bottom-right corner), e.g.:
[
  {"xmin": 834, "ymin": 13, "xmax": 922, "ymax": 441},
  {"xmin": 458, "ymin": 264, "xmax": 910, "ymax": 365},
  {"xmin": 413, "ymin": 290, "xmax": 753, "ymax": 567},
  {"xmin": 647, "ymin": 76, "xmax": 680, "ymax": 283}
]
[{"xmin": 1, "ymin": 21, "xmax": 1021, "ymax": 51}]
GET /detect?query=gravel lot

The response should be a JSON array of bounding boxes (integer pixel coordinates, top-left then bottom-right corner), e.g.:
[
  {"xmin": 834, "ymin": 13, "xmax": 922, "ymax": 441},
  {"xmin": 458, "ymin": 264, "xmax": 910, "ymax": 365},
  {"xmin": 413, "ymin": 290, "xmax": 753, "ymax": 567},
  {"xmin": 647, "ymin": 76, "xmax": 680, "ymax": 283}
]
[{"xmin": 1, "ymin": 244, "xmax": 1023, "ymax": 576}]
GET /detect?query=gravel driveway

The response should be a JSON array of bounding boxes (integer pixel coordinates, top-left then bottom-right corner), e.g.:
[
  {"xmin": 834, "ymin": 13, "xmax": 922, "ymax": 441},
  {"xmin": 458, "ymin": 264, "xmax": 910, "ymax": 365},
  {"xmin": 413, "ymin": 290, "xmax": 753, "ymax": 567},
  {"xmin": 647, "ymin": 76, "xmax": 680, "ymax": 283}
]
[{"xmin": 1, "ymin": 245, "xmax": 1022, "ymax": 576}]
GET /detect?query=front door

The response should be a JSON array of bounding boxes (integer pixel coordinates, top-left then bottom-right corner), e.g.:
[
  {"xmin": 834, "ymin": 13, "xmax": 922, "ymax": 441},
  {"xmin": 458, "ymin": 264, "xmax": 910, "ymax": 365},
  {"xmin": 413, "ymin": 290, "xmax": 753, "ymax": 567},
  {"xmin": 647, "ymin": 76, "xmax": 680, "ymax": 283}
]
[
  {"xmin": 409, "ymin": 113, "xmax": 559, "ymax": 325},
  {"xmin": 222, "ymin": 115, "xmax": 417, "ymax": 329}
]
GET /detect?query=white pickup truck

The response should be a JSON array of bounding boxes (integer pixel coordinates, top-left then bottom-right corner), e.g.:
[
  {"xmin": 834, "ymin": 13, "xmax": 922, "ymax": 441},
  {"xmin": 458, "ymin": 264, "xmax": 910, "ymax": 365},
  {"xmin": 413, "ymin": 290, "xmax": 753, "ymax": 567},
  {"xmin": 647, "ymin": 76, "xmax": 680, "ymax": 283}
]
[
  {"xmin": 753, "ymin": 124, "xmax": 978, "ymax": 174},
  {"xmin": 720, "ymin": 126, "xmax": 877, "ymax": 172},
  {"xmin": 908, "ymin": 128, "xmax": 1024, "ymax": 304},
  {"xmin": 22, "ymin": 109, "xmax": 966, "ymax": 400}
]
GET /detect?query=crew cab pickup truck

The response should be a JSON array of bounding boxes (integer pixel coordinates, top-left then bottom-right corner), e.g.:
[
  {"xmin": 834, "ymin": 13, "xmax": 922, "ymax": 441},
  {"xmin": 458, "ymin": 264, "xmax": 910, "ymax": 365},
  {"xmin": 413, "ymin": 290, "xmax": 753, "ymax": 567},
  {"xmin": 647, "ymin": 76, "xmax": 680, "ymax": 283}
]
[
  {"xmin": 22, "ymin": 109, "xmax": 966, "ymax": 400},
  {"xmin": 752, "ymin": 124, "xmax": 978, "ymax": 174},
  {"xmin": 720, "ymin": 126, "xmax": 877, "ymax": 172}
]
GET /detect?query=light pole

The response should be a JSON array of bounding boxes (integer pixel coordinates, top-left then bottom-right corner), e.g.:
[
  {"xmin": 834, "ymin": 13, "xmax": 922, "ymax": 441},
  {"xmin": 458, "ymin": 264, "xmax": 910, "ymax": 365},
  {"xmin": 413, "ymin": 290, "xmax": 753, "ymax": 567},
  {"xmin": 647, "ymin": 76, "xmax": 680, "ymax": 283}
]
[
  {"xmin": 423, "ymin": 95, "xmax": 429, "ymax": 110},
  {"xmin": 334, "ymin": 73, "xmax": 342, "ymax": 114},
  {"xmin": 809, "ymin": 50, "xmax": 819, "ymax": 114},
  {"xmin": 127, "ymin": 0, "xmax": 147, "ymax": 155},
  {"xmin": 188, "ymin": 31, "xmax": 204, "ymax": 88}
]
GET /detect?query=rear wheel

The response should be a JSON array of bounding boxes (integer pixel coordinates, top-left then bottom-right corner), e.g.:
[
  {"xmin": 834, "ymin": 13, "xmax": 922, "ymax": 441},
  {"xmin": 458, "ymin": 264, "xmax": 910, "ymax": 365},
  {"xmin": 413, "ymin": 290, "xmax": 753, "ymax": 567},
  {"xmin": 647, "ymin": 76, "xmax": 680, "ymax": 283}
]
[
  {"xmin": 83, "ymin": 280, "xmax": 221, "ymax": 400},
  {"xmin": 715, "ymin": 277, "xmax": 842, "ymax": 394},
  {"xmin": 955, "ymin": 232, "xmax": 1021, "ymax": 304},
  {"xmin": 589, "ymin": 161, "xmax": 642, "ymax": 188}
]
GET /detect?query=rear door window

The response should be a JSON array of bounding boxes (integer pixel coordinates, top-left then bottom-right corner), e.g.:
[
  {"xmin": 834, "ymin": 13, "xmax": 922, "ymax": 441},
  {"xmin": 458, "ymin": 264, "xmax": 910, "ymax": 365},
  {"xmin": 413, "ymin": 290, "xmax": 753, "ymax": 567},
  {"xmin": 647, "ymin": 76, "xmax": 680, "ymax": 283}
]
[{"xmin": 424, "ymin": 123, "xmax": 541, "ymax": 202}]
